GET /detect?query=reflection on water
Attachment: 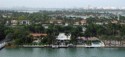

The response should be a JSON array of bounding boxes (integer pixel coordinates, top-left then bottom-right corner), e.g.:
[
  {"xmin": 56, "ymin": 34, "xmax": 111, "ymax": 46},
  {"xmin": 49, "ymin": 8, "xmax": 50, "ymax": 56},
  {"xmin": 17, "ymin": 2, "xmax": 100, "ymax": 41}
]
[{"xmin": 0, "ymin": 48, "xmax": 125, "ymax": 57}]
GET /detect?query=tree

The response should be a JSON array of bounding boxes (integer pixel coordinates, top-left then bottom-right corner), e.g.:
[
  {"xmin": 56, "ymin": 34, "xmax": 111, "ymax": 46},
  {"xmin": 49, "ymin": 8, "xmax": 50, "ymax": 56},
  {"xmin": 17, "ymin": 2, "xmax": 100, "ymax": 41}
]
[
  {"xmin": 11, "ymin": 27, "xmax": 32, "ymax": 45},
  {"xmin": 84, "ymin": 24, "xmax": 98, "ymax": 37},
  {"xmin": 0, "ymin": 25, "xmax": 6, "ymax": 41},
  {"xmin": 26, "ymin": 24, "xmax": 45, "ymax": 33},
  {"xmin": 70, "ymin": 26, "xmax": 83, "ymax": 44}
]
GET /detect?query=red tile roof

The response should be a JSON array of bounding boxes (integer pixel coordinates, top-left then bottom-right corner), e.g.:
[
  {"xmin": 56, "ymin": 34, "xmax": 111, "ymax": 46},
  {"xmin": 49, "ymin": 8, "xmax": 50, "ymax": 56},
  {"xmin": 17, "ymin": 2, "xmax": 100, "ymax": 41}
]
[{"xmin": 30, "ymin": 33, "xmax": 47, "ymax": 37}]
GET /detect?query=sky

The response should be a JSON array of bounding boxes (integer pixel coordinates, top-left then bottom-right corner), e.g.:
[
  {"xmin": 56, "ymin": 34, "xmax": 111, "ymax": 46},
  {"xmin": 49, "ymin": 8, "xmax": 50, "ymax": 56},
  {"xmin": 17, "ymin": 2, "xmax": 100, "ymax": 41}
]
[{"xmin": 0, "ymin": 0, "xmax": 125, "ymax": 8}]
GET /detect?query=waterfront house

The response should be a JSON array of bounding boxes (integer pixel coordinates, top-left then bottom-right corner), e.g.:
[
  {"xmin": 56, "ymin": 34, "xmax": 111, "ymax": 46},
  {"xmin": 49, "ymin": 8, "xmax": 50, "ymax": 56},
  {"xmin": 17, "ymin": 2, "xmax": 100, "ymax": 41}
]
[
  {"xmin": 104, "ymin": 40, "xmax": 123, "ymax": 47},
  {"xmin": 77, "ymin": 37, "xmax": 105, "ymax": 47},
  {"xmin": 77, "ymin": 37, "xmax": 100, "ymax": 43},
  {"xmin": 30, "ymin": 33, "xmax": 47, "ymax": 39},
  {"xmin": 56, "ymin": 33, "xmax": 71, "ymax": 45},
  {"xmin": 30, "ymin": 33, "xmax": 47, "ymax": 43}
]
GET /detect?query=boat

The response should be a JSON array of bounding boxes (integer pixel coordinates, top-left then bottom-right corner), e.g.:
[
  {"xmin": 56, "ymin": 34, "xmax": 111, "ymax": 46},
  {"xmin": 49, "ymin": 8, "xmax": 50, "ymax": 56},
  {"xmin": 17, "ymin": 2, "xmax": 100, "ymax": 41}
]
[
  {"xmin": 52, "ymin": 45, "xmax": 59, "ymax": 48},
  {"xmin": 0, "ymin": 42, "xmax": 6, "ymax": 50},
  {"xmin": 85, "ymin": 41, "xmax": 105, "ymax": 48}
]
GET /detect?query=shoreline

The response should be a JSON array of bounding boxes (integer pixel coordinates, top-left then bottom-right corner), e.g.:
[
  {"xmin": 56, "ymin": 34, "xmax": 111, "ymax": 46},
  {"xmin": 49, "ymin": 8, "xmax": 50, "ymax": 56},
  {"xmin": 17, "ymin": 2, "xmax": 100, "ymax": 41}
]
[{"xmin": 5, "ymin": 45, "xmax": 125, "ymax": 48}]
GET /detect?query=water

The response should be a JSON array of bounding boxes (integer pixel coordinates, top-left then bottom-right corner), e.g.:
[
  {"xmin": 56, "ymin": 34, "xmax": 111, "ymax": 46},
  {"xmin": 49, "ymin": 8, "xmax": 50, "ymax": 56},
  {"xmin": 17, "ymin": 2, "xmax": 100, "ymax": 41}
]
[{"xmin": 0, "ymin": 48, "xmax": 125, "ymax": 57}]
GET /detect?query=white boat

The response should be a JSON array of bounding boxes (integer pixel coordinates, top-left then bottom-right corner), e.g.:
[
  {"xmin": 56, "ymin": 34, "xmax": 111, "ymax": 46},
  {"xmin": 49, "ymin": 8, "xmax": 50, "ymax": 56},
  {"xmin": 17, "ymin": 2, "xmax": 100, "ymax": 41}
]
[
  {"xmin": 85, "ymin": 41, "xmax": 105, "ymax": 48},
  {"xmin": 52, "ymin": 45, "xmax": 59, "ymax": 48},
  {"xmin": 0, "ymin": 42, "xmax": 6, "ymax": 49}
]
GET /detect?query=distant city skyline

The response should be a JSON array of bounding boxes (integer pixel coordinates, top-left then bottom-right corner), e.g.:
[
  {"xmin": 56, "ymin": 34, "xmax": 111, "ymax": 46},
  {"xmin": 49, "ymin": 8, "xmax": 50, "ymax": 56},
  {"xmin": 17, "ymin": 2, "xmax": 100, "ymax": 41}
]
[{"xmin": 0, "ymin": 0, "xmax": 125, "ymax": 9}]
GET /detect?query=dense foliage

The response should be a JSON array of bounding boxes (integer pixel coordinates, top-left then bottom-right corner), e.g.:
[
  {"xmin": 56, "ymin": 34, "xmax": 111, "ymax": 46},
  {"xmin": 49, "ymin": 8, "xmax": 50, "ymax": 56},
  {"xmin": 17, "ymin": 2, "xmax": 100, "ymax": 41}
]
[{"xmin": 0, "ymin": 10, "xmax": 125, "ymax": 45}]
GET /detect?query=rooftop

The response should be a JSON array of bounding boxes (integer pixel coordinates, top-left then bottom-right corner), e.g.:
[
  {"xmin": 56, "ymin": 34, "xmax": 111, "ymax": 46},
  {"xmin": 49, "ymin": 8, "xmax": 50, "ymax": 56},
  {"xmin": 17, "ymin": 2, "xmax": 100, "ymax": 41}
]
[
  {"xmin": 30, "ymin": 33, "xmax": 47, "ymax": 37},
  {"xmin": 78, "ymin": 37, "xmax": 99, "ymax": 41},
  {"xmin": 56, "ymin": 33, "xmax": 71, "ymax": 40}
]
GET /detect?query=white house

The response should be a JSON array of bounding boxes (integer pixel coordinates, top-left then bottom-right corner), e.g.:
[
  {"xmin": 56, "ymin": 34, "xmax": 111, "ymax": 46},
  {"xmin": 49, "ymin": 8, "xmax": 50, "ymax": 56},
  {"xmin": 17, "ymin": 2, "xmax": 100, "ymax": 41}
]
[
  {"xmin": 56, "ymin": 33, "xmax": 71, "ymax": 40},
  {"xmin": 56, "ymin": 33, "xmax": 71, "ymax": 45},
  {"xmin": 11, "ymin": 20, "xmax": 18, "ymax": 26},
  {"xmin": 95, "ymin": 22, "xmax": 103, "ymax": 25},
  {"xmin": 20, "ymin": 20, "xmax": 30, "ymax": 25}
]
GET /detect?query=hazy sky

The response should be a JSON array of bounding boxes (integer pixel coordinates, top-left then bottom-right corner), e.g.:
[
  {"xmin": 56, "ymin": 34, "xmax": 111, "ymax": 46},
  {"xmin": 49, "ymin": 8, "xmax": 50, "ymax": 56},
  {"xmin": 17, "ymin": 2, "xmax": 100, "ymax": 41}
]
[{"xmin": 0, "ymin": 0, "xmax": 125, "ymax": 8}]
